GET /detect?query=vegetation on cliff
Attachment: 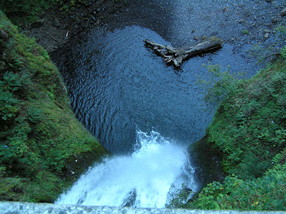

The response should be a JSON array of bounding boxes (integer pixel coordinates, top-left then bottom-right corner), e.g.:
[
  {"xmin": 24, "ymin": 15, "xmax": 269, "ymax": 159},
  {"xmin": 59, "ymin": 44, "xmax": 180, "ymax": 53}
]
[
  {"xmin": 0, "ymin": 11, "xmax": 107, "ymax": 202},
  {"xmin": 173, "ymin": 50, "xmax": 286, "ymax": 210},
  {"xmin": 0, "ymin": 0, "xmax": 87, "ymax": 25},
  {"xmin": 1, "ymin": 0, "xmax": 285, "ymax": 209}
]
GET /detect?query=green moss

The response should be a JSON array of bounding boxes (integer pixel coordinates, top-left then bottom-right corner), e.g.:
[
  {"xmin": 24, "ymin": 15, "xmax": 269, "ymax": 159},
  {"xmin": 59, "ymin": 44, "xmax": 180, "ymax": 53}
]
[
  {"xmin": 0, "ymin": 11, "xmax": 107, "ymax": 202},
  {"xmin": 241, "ymin": 30, "xmax": 250, "ymax": 35},
  {"xmin": 205, "ymin": 59, "xmax": 286, "ymax": 179},
  {"xmin": 186, "ymin": 162, "xmax": 286, "ymax": 210},
  {"xmin": 0, "ymin": 0, "xmax": 49, "ymax": 25},
  {"xmin": 0, "ymin": 0, "xmax": 91, "ymax": 26},
  {"xmin": 177, "ymin": 54, "xmax": 286, "ymax": 210}
]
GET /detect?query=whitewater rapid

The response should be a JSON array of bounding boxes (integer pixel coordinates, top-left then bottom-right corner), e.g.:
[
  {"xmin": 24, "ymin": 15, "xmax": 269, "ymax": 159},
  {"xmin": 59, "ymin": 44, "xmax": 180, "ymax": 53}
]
[{"xmin": 56, "ymin": 131, "xmax": 197, "ymax": 208}]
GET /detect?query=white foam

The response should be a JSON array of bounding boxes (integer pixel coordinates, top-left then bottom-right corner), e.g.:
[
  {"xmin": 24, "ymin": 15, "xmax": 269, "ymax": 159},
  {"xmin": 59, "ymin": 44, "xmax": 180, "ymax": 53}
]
[{"xmin": 56, "ymin": 131, "xmax": 196, "ymax": 208}]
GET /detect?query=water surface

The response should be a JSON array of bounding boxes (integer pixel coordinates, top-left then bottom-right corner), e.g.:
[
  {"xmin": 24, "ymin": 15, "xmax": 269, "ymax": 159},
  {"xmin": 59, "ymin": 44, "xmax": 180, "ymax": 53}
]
[
  {"xmin": 56, "ymin": 25, "xmax": 258, "ymax": 153},
  {"xmin": 53, "ymin": 0, "xmax": 285, "ymax": 208}
]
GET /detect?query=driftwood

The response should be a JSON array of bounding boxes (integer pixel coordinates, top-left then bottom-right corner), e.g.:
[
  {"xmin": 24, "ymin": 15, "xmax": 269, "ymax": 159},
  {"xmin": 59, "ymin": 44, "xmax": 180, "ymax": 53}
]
[{"xmin": 144, "ymin": 37, "xmax": 223, "ymax": 68}]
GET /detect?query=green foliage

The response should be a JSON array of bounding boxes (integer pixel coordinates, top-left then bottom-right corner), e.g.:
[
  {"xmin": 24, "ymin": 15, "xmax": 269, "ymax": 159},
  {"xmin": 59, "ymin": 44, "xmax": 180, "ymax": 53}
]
[
  {"xmin": 202, "ymin": 64, "xmax": 242, "ymax": 105},
  {"xmin": 281, "ymin": 46, "xmax": 286, "ymax": 60},
  {"xmin": 247, "ymin": 27, "xmax": 286, "ymax": 63},
  {"xmin": 0, "ymin": 0, "xmax": 51, "ymax": 25},
  {"xmin": 187, "ymin": 163, "xmax": 286, "ymax": 210},
  {"xmin": 55, "ymin": 0, "xmax": 87, "ymax": 11},
  {"xmin": 241, "ymin": 30, "xmax": 250, "ymax": 35},
  {"xmin": 275, "ymin": 26, "xmax": 286, "ymax": 36},
  {"xmin": 0, "ymin": 11, "xmax": 107, "ymax": 202},
  {"xmin": 0, "ymin": 74, "xmax": 20, "ymax": 120},
  {"xmin": 0, "ymin": 0, "xmax": 88, "ymax": 25},
  {"xmin": 206, "ymin": 59, "xmax": 286, "ymax": 179},
  {"xmin": 0, "ymin": 172, "xmax": 67, "ymax": 202},
  {"xmin": 177, "ymin": 53, "xmax": 286, "ymax": 211}
]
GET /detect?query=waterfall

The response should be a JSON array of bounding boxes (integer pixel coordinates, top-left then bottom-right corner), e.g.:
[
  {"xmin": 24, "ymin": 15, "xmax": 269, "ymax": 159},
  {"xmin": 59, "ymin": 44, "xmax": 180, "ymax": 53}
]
[{"xmin": 56, "ymin": 130, "xmax": 197, "ymax": 208}]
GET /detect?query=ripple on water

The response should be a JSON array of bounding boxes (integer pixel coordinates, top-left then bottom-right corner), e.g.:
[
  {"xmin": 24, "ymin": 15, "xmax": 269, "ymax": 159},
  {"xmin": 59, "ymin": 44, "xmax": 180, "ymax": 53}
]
[{"xmin": 57, "ymin": 25, "xmax": 260, "ymax": 153}]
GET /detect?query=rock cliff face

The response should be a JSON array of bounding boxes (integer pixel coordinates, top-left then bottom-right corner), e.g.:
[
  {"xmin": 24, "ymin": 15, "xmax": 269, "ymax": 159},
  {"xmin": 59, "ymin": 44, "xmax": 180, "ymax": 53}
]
[{"xmin": 0, "ymin": 11, "xmax": 108, "ymax": 202}]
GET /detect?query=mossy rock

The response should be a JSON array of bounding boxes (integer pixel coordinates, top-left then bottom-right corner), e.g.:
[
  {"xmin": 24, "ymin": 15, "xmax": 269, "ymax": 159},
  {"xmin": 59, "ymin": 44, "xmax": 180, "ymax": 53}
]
[{"xmin": 0, "ymin": 11, "xmax": 108, "ymax": 202}]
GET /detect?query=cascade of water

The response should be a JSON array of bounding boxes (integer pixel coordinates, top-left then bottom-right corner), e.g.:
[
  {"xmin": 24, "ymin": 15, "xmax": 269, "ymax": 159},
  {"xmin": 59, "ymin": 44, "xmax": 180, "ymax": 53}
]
[
  {"xmin": 56, "ymin": 131, "xmax": 197, "ymax": 208},
  {"xmin": 52, "ymin": 0, "xmax": 285, "ymax": 209}
]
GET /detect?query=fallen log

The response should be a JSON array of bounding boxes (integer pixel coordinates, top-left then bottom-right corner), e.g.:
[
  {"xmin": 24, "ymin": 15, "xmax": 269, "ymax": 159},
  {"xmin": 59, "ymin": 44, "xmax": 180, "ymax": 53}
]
[{"xmin": 144, "ymin": 37, "xmax": 223, "ymax": 68}]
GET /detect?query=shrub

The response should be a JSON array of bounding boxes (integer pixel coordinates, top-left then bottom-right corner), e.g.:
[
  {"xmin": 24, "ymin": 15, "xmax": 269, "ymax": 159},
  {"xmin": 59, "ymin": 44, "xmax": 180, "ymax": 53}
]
[
  {"xmin": 0, "ymin": 0, "xmax": 50, "ymax": 25},
  {"xmin": 0, "ymin": 0, "xmax": 87, "ymax": 25},
  {"xmin": 175, "ymin": 53, "xmax": 286, "ymax": 211},
  {"xmin": 0, "ymin": 11, "xmax": 107, "ymax": 202},
  {"xmin": 188, "ymin": 163, "xmax": 286, "ymax": 210},
  {"xmin": 206, "ymin": 59, "xmax": 286, "ymax": 179}
]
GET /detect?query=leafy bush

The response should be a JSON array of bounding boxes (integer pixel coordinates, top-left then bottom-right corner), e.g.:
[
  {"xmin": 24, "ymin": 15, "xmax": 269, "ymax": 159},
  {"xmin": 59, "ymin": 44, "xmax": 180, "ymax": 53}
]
[
  {"xmin": 206, "ymin": 59, "xmax": 286, "ymax": 179},
  {"xmin": 187, "ymin": 163, "xmax": 286, "ymax": 210},
  {"xmin": 0, "ymin": 0, "xmax": 50, "ymax": 25},
  {"xmin": 202, "ymin": 64, "xmax": 242, "ymax": 105},
  {"xmin": 0, "ymin": 11, "xmax": 107, "ymax": 202},
  {"xmin": 0, "ymin": 0, "xmax": 87, "ymax": 25},
  {"xmin": 174, "ymin": 54, "xmax": 286, "ymax": 211}
]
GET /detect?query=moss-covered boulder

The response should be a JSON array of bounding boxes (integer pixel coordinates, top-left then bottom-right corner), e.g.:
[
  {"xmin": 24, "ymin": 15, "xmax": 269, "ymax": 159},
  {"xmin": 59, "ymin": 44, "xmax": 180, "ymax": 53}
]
[{"xmin": 0, "ymin": 11, "xmax": 107, "ymax": 202}]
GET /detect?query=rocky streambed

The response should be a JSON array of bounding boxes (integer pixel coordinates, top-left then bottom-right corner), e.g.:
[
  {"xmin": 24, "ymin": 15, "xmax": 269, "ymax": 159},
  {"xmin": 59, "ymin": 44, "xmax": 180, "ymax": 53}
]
[{"xmin": 26, "ymin": 0, "xmax": 285, "ymax": 55}]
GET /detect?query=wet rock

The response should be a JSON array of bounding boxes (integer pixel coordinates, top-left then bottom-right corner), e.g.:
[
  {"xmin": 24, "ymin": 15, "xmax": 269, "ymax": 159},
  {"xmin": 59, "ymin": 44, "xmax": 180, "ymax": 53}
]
[
  {"xmin": 111, "ymin": 8, "xmax": 117, "ymax": 14},
  {"xmin": 122, "ymin": 189, "xmax": 137, "ymax": 207},
  {"xmin": 0, "ymin": 30, "xmax": 8, "ymax": 55},
  {"xmin": 81, "ymin": 21, "xmax": 89, "ymax": 28},
  {"xmin": 0, "ymin": 29, "xmax": 8, "ymax": 40},
  {"xmin": 271, "ymin": 17, "xmax": 278, "ymax": 23},
  {"xmin": 211, "ymin": 31, "xmax": 219, "ymax": 36},
  {"xmin": 264, "ymin": 32, "xmax": 270, "ymax": 38},
  {"xmin": 238, "ymin": 19, "xmax": 244, "ymax": 23},
  {"xmin": 281, "ymin": 8, "xmax": 286, "ymax": 16},
  {"xmin": 53, "ymin": 18, "xmax": 61, "ymax": 27},
  {"xmin": 91, "ymin": 16, "xmax": 97, "ymax": 22},
  {"xmin": 31, "ymin": 20, "xmax": 44, "ymax": 28}
]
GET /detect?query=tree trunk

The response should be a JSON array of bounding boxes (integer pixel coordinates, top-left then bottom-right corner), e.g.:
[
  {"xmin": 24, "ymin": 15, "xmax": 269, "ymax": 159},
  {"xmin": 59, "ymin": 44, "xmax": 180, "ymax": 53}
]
[{"xmin": 144, "ymin": 37, "xmax": 223, "ymax": 68}]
